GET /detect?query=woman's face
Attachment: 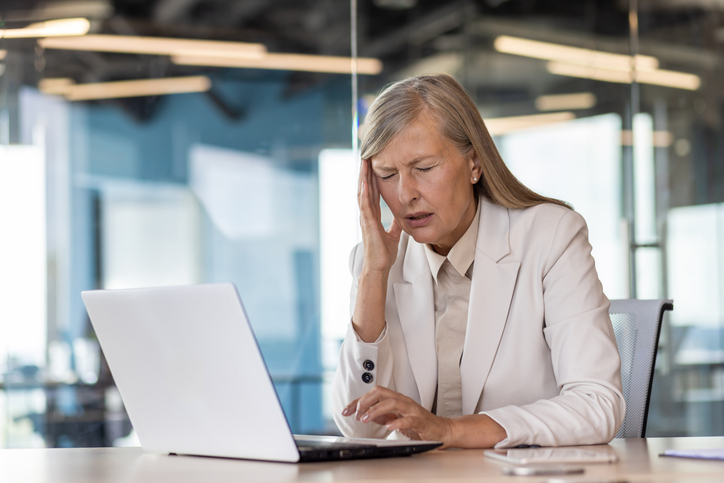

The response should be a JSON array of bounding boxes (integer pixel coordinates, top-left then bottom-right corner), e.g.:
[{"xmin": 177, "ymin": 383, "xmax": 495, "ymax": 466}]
[{"xmin": 370, "ymin": 113, "xmax": 482, "ymax": 255}]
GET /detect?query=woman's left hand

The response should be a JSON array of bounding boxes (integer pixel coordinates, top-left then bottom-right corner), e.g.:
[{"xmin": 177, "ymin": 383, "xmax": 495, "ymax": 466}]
[{"xmin": 341, "ymin": 386, "xmax": 455, "ymax": 447}]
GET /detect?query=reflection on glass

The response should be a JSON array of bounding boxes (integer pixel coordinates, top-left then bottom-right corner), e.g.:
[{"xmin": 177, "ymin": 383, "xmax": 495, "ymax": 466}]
[
  {"xmin": 0, "ymin": 146, "xmax": 47, "ymax": 377},
  {"xmin": 499, "ymin": 114, "xmax": 626, "ymax": 298}
]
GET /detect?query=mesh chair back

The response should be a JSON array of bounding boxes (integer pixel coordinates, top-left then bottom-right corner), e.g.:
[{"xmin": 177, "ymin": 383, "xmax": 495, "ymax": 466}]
[{"xmin": 609, "ymin": 299, "xmax": 673, "ymax": 438}]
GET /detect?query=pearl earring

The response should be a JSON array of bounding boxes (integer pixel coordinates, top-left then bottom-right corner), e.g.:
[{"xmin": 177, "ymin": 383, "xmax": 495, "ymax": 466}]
[{"xmin": 473, "ymin": 177, "xmax": 478, "ymax": 182}]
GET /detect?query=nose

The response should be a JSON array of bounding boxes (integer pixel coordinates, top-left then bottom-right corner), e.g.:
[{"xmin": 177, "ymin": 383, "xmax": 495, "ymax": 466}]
[{"xmin": 397, "ymin": 172, "xmax": 419, "ymax": 205}]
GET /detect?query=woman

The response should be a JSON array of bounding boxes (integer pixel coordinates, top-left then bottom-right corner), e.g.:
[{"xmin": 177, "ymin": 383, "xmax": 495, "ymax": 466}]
[{"xmin": 332, "ymin": 74, "xmax": 625, "ymax": 449}]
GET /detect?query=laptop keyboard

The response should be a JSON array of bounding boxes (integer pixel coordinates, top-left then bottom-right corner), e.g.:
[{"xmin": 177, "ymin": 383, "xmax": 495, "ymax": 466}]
[{"xmin": 295, "ymin": 439, "xmax": 367, "ymax": 451}]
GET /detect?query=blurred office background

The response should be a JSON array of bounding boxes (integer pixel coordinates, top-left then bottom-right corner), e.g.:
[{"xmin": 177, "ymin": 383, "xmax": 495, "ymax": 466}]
[{"xmin": 0, "ymin": 0, "xmax": 723, "ymax": 447}]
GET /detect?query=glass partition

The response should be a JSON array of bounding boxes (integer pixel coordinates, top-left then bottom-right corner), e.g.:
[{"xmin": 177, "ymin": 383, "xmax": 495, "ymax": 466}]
[
  {"xmin": 1, "ymin": 1, "xmax": 356, "ymax": 447},
  {"xmin": 353, "ymin": 0, "xmax": 724, "ymax": 438},
  {"xmin": 636, "ymin": 1, "xmax": 724, "ymax": 436},
  {"xmin": 2, "ymin": 0, "xmax": 724, "ymax": 449}
]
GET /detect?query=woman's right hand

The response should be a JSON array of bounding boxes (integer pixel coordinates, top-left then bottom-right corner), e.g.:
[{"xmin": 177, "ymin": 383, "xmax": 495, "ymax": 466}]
[
  {"xmin": 352, "ymin": 159, "xmax": 402, "ymax": 342},
  {"xmin": 358, "ymin": 158, "xmax": 402, "ymax": 276}
]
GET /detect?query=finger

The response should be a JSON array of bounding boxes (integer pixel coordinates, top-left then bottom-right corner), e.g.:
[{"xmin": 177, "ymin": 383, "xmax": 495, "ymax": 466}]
[
  {"xmin": 358, "ymin": 162, "xmax": 377, "ymax": 215},
  {"xmin": 354, "ymin": 390, "xmax": 383, "ymax": 419},
  {"xmin": 360, "ymin": 397, "xmax": 412, "ymax": 423},
  {"xmin": 358, "ymin": 183, "xmax": 378, "ymax": 230},
  {"xmin": 354, "ymin": 386, "xmax": 394, "ymax": 419},
  {"xmin": 342, "ymin": 398, "xmax": 360, "ymax": 417},
  {"xmin": 366, "ymin": 160, "xmax": 379, "ymax": 212},
  {"xmin": 358, "ymin": 159, "xmax": 368, "ymax": 197},
  {"xmin": 368, "ymin": 161, "xmax": 380, "ymax": 204},
  {"xmin": 358, "ymin": 181, "xmax": 376, "ymax": 217}
]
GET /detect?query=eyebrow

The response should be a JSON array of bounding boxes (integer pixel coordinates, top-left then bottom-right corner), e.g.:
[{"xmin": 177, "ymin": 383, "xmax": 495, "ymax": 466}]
[{"xmin": 372, "ymin": 155, "xmax": 436, "ymax": 172}]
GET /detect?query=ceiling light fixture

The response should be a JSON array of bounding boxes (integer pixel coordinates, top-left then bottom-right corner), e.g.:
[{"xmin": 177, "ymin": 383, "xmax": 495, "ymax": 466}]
[
  {"xmin": 40, "ymin": 76, "xmax": 212, "ymax": 101},
  {"xmin": 621, "ymin": 130, "xmax": 674, "ymax": 148},
  {"xmin": 635, "ymin": 68, "xmax": 701, "ymax": 91},
  {"xmin": 38, "ymin": 77, "xmax": 76, "ymax": 95},
  {"xmin": 171, "ymin": 53, "xmax": 383, "ymax": 75},
  {"xmin": 493, "ymin": 35, "xmax": 700, "ymax": 91},
  {"xmin": 484, "ymin": 112, "xmax": 576, "ymax": 136},
  {"xmin": 39, "ymin": 34, "xmax": 266, "ymax": 58},
  {"xmin": 494, "ymin": 35, "xmax": 659, "ymax": 71},
  {"xmin": 547, "ymin": 61, "xmax": 701, "ymax": 91},
  {"xmin": 0, "ymin": 18, "xmax": 90, "ymax": 39},
  {"xmin": 38, "ymin": 33, "xmax": 381, "ymax": 75},
  {"xmin": 535, "ymin": 93, "xmax": 597, "ymax": 111}
]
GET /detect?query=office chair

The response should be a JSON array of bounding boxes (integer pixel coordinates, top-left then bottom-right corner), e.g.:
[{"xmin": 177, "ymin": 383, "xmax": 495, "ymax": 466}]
[{"xmin": 609, "ymin": 299, "xmax": 674, "ymax": 438}]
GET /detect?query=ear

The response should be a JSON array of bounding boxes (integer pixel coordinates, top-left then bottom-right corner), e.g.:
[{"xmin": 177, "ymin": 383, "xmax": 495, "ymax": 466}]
[{"xmin": 469, "ymin": 150, "xmax": 483, "ymax": 184}]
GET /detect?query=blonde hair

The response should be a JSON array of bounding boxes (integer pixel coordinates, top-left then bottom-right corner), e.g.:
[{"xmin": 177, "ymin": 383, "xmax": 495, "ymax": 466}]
[{"xmin": 360, "ymin": 74, "xmax": 570, "ymax": 210}]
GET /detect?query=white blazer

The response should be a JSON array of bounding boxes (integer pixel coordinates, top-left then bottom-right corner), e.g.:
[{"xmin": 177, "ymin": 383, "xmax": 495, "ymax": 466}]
[{"xmin": 332, "ymin": 198, "xmax": 625, "ymax": 448}]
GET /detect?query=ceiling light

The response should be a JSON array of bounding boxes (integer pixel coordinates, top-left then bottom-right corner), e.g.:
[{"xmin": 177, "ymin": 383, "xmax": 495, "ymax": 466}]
[
  {"xmin": 39, "ymin": 34, "xmax": 266, "ymax": 58},
  {"xmin": 621, "ymin": 130, "xmax": 674, "ymax": 148},
  {"xmin": 0, "ymin": 18, "xmax": 90, "ymax": 39},
  {"xmin": 535, "ymin": 93, "xmax": 597, "ymax": 111},
  {"xmin": 634, "ymin": 68, "xmax": 701, "ymax": 90},
  {"xmin": 547, "ymin": 61, "xmax": 630, "ymax": 84},
  {"xmin": 484, "ymin": 112, "xmax": 576, "ymax": 136},
  {"xmin": 547, "ymin": 61, "xmax": 701, "ymax": 91},
  {"xmin": 37, "ymin": 33, "xmax": 380, "ymax": 75},
  {"xmin": 494, "ymin": 35, "xmax": 659, "ymax": 71},
  {"xmin": 38, "ymin": 77, "xmax": 76, "ymax": 95},
  {"xmin": 0, "ymin": 50, "xmax": 6, "ymax": 60},
  {"xmin": 171, "ymin": 53, "xmax": 383, "ymax": 75},
  {"xmin": 40, "ymin": 76, "xmax": 212, "ymax": 101},
  {"xmin": 652, "ymin": 131, "xmax": 674, "ymax": 148}
]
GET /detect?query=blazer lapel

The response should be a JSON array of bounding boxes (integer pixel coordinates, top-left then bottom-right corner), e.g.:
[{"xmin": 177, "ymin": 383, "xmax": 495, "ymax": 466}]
[
  {"xmin": 392, "ymin": 240, "xmax": 437, "ymax": 411},
  {"xmin": 461, "ymin": 199, "xmax": 521, "ymax": 414}
]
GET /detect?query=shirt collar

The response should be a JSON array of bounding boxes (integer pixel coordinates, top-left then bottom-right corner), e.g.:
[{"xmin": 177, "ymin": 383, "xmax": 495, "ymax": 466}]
[{"xmin": 424, "ymin": 200, "xmax": 481, "ymax": 284}]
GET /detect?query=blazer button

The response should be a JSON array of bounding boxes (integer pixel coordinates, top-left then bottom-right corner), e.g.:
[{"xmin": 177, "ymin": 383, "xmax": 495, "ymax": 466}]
[
  {"xmin": 363, "ymin": 360, "xmax": 375, "ymax": 371},
  {"xmin": 361, "ymin": 372, "xmax": 374, "ymax": 384}
]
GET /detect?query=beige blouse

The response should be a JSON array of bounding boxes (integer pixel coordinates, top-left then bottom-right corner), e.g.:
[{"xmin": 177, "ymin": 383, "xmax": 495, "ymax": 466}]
[{"xmin": 423, "ymin": 201, "xmax": 481, "ymax": 418}]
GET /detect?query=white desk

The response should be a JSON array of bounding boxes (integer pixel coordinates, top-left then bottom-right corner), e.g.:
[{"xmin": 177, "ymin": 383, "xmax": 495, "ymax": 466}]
[{"xmin": 2, "ymin": 437, "xmax": 724, "ymax": 482}]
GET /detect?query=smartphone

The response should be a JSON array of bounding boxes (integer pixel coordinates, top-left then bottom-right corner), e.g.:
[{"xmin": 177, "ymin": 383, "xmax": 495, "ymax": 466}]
[
  {"xmin": 502, "ymin": 465, "xmax": 585, "ymax": 476},
  {"xmin": 485, "ymin": 447, "xmax": 618, "ymax": 465},
  {"xmin": 545, "ymin": 480, "xmax": 630, "ymax": 483}
]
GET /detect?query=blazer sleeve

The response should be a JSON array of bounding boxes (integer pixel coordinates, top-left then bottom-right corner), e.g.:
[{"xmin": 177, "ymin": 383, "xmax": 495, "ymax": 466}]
[
  {"xmin": 331, "ymin": 243, "xmax": 396, "ymax": 438},
  {"xmin": 483, "ymin": 209, "xmax": 626, "ymax": 447}
]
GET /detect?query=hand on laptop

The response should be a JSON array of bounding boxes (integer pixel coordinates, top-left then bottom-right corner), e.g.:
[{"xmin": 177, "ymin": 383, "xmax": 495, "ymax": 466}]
[{"xmin": 341, "ymin": 386, "xmax": 507, "ymax": 449}]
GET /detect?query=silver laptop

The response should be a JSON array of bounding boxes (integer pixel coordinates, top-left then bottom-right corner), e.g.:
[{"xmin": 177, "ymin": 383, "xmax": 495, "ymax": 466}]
[{"xmin": 81, "ymin": 282, "xmax": 441, "ymax": 462}]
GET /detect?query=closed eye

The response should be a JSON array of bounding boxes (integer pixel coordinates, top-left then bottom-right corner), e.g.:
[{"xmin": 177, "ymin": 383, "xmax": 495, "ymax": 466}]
[
  {"xmin": 417, "ymin": 166, "xmax": 433, "ymax": 172},
  {"xmin": 378, "ymin": 173, "xmax": 396, "ymax": 180}
]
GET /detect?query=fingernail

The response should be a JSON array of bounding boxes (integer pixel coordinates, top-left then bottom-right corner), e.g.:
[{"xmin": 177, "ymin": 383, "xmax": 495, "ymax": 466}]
[
  {"xmin": 342, "ymin": 408, "xmax": 350, "ymax": 416},
  {"xmin": 361, "ymin": 413, "xmax": 370, "ymax": 422}
]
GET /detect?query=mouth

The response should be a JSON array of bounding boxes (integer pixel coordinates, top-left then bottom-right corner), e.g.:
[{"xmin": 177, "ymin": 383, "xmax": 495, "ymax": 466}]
[{"xmin": 405, "ymin": 212, "xmax": 433, "ymax": 227}]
